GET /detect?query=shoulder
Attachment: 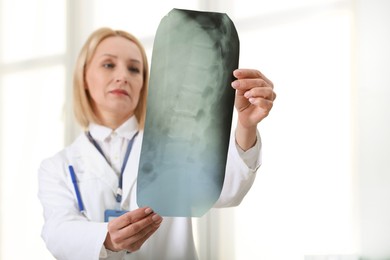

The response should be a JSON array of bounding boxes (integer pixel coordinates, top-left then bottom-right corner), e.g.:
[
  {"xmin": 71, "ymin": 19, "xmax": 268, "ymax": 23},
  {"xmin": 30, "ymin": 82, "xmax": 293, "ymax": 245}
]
[{"xmin": 39, "ymin": 133, "xmax": 88, "ymax": 175}]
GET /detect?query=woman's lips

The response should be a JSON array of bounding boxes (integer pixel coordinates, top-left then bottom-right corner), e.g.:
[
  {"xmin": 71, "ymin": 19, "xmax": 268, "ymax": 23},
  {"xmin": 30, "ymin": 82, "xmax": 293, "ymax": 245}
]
[{"xmin": 109, "ymin": 89, "xmax": 129, "ymax": 96}]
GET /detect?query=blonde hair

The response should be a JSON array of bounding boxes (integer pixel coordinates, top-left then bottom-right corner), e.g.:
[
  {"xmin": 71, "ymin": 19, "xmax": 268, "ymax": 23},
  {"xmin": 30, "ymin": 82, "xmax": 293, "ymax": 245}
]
[{"xmin": 73, "ymin": 27, "xmax": 149, "ymax": 129}]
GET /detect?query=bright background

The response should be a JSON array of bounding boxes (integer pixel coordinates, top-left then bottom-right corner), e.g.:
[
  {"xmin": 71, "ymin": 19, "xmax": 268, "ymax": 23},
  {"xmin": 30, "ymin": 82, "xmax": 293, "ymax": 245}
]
[{"xmin": 1, "ymin": 0, "xmax": 389, "ymax": 259}]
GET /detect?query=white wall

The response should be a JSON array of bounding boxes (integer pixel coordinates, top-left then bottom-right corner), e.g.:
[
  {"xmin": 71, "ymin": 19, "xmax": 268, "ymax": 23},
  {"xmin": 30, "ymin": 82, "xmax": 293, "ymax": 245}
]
[{"xmin": 355, "ymin": 0, "xmax": 390, "ymax": 258}]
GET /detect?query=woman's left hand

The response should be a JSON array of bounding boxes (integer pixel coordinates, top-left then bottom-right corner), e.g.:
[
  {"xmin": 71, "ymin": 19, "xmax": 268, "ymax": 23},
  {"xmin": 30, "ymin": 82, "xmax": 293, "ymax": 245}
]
[{"xmin": 231, "ymin": 69, "xmax": 276, "ymax": 150}]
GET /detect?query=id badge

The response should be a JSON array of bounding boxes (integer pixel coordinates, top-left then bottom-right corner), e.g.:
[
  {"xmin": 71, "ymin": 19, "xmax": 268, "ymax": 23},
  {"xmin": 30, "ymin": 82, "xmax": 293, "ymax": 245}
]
[{"xmin": 104, "ymin": 209, "xmax": 128, "ymax": 222}]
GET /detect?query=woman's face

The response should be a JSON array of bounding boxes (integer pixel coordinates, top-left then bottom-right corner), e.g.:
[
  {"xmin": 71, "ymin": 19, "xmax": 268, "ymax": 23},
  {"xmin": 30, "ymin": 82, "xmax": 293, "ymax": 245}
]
[{"xmin": 85, "ymin": 36, "xmax": 144, "ymax": 124}]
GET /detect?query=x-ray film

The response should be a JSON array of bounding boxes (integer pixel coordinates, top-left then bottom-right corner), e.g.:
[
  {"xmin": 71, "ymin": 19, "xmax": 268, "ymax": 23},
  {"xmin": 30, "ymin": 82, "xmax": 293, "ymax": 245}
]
[{"xmin": 137, "ymin": 8, "xmax": 239, "ymax": 217}]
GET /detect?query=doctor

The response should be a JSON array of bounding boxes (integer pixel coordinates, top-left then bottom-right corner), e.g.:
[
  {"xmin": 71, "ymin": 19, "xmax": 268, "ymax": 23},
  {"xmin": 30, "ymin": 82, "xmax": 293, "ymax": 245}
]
[{"xmin": 38, "ymin": 27, "xmax": 276, "ymax": 260}]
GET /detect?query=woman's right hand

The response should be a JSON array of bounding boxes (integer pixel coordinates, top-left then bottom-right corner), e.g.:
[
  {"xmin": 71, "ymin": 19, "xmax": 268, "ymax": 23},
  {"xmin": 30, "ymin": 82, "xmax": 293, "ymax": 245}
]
[{"xmin": 104, "ymin": 207, "xmax": 163, "ymax": 252}]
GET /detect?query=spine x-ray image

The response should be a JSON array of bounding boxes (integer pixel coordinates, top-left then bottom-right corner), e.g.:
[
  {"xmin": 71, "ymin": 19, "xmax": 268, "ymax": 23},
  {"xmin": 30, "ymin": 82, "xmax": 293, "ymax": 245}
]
[{"xmin": 137, "ymin": 8, "xmax": 240, "ymax": 217}]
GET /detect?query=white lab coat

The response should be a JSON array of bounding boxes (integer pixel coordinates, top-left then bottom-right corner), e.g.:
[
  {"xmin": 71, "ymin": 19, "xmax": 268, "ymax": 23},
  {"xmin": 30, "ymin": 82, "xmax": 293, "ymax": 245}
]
[{"xmin": 38, "ymin": 129, "xmax": 261, "ymax": 260}]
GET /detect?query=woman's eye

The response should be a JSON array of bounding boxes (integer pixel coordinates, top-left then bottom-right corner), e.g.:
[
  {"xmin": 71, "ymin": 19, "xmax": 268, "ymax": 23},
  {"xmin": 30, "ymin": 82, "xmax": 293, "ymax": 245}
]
[
  {"xmin": 128, "ymin": 67, "xmax": 140, "ymax": 73},
  {"xmin": 103, "ymin": 63, "xmax": 115, "ymax": 69}
]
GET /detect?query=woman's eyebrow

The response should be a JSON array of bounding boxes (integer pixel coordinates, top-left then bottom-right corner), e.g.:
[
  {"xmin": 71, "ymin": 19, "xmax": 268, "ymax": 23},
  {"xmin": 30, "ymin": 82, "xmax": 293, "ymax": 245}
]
[
  {"xmin": 129, "ymin": 59, "xmax": 141, "ymax": 64},
  {"xmin": 100, "ymin": 53, "xmax": 117, "ymax": 58},
  {"xmin": 100, "ymin": 53, "xmax": 141, "ymax": 63}
]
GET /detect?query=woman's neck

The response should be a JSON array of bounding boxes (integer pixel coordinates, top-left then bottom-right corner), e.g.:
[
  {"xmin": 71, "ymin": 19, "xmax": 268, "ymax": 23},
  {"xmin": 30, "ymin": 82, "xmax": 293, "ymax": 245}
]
[{"xmin": 98, "ymin": 112, "xmax": 132, "ymax": 130}]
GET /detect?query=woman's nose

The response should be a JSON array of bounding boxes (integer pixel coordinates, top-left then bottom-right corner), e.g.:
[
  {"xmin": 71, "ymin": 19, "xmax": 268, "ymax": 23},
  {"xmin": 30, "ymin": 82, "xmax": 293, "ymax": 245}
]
[
  {"xmin": 115, "ymin": 77, "xmax": 128, "ymax": 84},
  {"xmin": 115, "ymin": 68, "xmax": 129, "ymax": 84}
]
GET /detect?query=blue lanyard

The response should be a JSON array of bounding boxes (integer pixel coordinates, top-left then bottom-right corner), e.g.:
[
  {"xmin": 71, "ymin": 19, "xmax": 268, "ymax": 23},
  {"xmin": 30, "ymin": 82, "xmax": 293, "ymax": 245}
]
[{"xmin": 85, "ymin": 131, "xmax": 139, "ymax": 203}]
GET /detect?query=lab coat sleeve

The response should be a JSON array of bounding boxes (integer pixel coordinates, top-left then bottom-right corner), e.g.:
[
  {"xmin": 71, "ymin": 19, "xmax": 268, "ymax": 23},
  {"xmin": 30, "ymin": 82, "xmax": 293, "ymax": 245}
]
[
  {"xmin": 38, "ymin": 155, "xmax": 122, "ymax": 260},
  {"xmin": 213, "ymin": 129, "xmax": 262, "ymax": 208}
]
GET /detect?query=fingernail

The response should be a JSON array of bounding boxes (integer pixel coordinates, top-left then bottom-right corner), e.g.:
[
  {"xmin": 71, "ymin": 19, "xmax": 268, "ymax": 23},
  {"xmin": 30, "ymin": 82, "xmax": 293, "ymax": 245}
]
[
  {"xmin": 232, "ymin": 81, "xmax": 240, "ymax": 88},
  {"xmin": 244, "ymin": 91, "xmax": 251, "ymax": 98},
  {"xmin": 145, "ymin": 208, "xmax": 153, "ymax": 215},
  {"xmin": 233, "ymin": 69, "xmax": 241, "ymax": 77},
  {"xmin": 152, "ymin": 214, "xmax": 162, "ymax": 222},
  {"xmin": 249, "ymin": 98, "xmax": 256, "ymax": 104}
]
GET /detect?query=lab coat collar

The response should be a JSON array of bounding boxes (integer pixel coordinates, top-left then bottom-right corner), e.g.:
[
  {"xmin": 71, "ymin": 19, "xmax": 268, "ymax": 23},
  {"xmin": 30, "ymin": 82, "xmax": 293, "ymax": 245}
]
[
  {"xmin": 70, "ymin": 123, "xmax": 143, "ymax": 208},
  {"xmin": 79, "ymin": 131, "xmax": 144, "ymax": 210},
  {"xmin": 69, "ymin": 134, "xmax": 118, "ymax": 196}
]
